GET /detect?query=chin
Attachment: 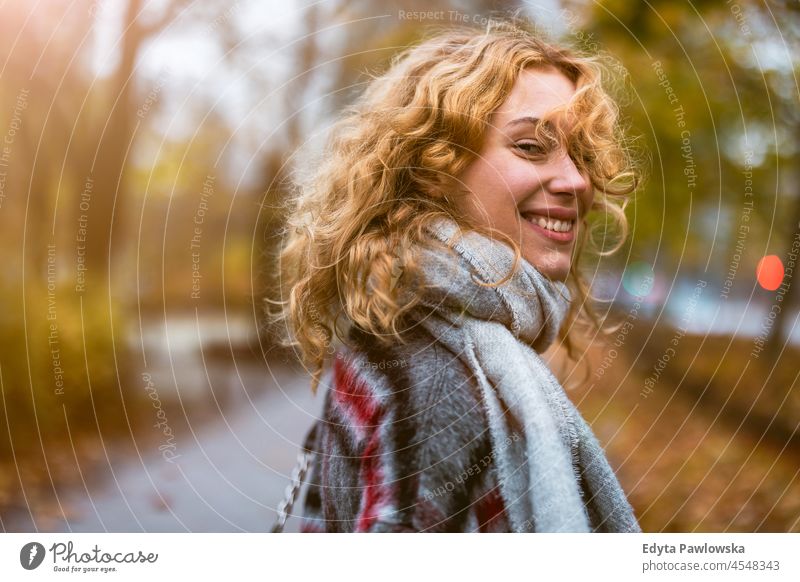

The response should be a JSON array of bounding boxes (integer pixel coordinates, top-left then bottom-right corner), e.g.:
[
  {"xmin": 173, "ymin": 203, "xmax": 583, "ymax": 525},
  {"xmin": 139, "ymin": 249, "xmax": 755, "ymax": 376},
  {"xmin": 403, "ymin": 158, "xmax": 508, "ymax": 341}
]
[
  {"xmin": 524, "ymin": 254, "xmax": 570, "ymax": 283},
  {"xmin": 540, "ymin": 267, "xmax": 569, "ymax": 283}
]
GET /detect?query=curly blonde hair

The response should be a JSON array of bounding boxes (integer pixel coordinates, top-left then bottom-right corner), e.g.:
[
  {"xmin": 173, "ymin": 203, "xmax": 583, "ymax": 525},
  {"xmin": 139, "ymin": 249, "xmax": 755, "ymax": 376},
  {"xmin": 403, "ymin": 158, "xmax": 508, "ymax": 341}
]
[{"xmin": 267, "ymin": 19, "xmax": 643, "ymax": 393}]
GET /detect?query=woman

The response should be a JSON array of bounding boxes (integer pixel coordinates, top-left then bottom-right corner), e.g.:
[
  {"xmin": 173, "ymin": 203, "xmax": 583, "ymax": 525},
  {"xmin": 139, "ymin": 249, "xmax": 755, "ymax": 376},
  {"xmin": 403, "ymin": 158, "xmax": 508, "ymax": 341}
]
[{"xmin": 270, "ymin": 19, "xmax": 643, "ymax": 533}]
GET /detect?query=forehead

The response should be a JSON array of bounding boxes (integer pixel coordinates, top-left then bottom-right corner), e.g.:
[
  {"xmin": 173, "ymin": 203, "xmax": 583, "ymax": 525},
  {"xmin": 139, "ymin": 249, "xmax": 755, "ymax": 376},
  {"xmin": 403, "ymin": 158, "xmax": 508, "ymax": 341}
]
[{"xmin": 492, "ymin": 66, "xmax": 577, "ymax": 128}]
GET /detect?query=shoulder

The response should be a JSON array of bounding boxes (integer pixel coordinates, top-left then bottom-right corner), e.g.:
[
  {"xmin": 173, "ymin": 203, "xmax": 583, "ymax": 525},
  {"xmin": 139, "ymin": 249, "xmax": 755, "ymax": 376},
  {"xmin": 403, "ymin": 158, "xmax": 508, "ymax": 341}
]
[{"xmin": 332, "ymin": 323, "xmax": 488, "ymax": 447}]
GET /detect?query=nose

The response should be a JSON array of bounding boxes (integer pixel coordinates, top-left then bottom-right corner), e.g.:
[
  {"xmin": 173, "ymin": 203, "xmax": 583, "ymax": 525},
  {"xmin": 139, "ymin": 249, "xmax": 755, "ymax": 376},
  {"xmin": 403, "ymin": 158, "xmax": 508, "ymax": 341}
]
[{"xmin": 546, "ymin": 148, "xmax": 589, "ymax": 197}]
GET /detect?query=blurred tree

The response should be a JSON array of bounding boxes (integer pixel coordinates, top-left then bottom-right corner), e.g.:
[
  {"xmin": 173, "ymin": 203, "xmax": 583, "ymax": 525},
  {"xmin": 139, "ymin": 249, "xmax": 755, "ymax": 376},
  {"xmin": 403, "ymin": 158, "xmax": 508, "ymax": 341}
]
[
  {"xmin": 0, "ymin": 0, "xmax": 235, "ymax": 516},
  {"xmin": 563, "ymin": 0, "xmax": 798, "ymax": 346},
  {"xmin": 77, "ymin": 0, "xmax": 193, "ymax": 286},
  {"xmin": 758, "ymin": 0, "xmax": 800, "ymax": 362}
]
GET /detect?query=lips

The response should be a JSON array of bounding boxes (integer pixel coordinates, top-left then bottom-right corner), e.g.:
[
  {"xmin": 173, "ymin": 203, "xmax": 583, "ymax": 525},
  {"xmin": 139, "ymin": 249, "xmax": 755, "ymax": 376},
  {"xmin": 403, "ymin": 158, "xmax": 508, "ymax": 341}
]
[
  {"xmin": 519, "ymin": 206, "xmax": 578, "ymax": 221},
  {"xmin": 519, "ymin": 208, "xmax": 577, "ymax": 242}
]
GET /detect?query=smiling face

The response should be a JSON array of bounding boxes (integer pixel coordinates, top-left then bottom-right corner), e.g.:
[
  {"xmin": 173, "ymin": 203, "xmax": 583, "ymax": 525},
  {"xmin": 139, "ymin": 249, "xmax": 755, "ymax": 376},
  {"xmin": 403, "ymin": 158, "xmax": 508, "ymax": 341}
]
[{"xmin": 454, "ymin": 66, "xmax": 594, "ymax": 282}]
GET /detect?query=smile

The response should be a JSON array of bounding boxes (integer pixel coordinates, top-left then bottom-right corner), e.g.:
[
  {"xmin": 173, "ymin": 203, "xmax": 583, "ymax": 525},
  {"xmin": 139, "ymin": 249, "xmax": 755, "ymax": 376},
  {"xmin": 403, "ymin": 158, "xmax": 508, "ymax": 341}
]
[{"xmin": 520, "ymin": 212, "xmax": 575, "ymax": 242}]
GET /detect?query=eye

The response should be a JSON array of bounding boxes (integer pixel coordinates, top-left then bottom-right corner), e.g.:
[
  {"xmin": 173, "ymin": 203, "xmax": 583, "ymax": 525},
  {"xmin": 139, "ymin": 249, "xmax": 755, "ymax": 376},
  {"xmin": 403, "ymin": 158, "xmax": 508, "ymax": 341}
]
[{"xmin": 515, "ymin": 141, "xmax": 548, "ymax": 156}]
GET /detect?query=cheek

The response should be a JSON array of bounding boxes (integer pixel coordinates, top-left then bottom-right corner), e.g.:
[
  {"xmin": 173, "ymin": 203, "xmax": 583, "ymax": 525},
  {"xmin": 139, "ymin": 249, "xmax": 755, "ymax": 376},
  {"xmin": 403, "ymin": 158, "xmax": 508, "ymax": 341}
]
[{"xmin": 459, "ymin": 154, "xmax": 538, "ymax": 207}]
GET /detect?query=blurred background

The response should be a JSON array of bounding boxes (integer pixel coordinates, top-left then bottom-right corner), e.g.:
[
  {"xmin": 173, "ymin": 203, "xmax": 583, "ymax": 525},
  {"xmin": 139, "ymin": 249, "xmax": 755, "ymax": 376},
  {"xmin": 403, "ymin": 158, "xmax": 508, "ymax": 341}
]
[{"xmin": 0, "ymin": 0, "xmax": 798, "ymax": 533}]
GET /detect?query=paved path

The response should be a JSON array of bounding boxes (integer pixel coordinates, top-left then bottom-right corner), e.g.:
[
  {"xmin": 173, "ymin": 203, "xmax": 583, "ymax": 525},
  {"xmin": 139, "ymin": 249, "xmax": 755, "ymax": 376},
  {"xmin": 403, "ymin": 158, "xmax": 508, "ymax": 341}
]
[{"xmin": 43, "ymin": 359, "xmax": 325, "ymax": 532}]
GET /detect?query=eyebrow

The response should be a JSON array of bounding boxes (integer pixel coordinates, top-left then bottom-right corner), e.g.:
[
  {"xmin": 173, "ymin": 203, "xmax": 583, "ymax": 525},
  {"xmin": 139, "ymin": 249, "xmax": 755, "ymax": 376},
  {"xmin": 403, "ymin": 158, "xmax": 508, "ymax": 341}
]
[
  {"xmin": 504, "ymin": 116, "xmax": 550, "ymax": 129},
  {"xmin": 503, "ymin": 115, "xmax": 575, "ymax": 139},
  {"xmin": 504, "ymin": 115, "xmax": 556, "ymax": 130}
]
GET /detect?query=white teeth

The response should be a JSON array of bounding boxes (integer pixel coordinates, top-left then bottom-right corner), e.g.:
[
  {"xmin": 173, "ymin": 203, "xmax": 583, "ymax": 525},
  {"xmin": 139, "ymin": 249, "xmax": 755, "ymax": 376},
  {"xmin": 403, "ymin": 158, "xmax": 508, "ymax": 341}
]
[{"xmin": 528, "ymin": 215, "xmax": 573, "ymax": 232}]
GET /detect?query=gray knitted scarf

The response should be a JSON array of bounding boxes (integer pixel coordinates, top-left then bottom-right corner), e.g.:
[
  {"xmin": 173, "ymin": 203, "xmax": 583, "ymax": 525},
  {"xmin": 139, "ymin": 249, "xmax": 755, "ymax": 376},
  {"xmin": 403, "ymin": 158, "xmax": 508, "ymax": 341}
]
[{"xmin": 403, "ymin": 216, "xmax": 641, "ymax": 533}]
